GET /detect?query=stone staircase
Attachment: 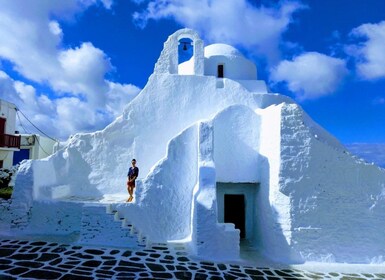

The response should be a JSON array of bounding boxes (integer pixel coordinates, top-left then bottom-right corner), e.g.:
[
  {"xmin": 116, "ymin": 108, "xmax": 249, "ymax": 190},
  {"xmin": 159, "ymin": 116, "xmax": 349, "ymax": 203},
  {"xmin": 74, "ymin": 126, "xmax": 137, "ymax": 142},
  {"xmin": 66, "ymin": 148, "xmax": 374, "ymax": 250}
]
[
  {"xmin": 78, "ymin": 203, "xmax": 190, "ymax": 258},
  {"xmin": 107, "ymin": 203, "xmax": 149, "ymax": 247},
  {"xmin": 77, "ymin": 203, "xmax": 148, "ymax": 248}
]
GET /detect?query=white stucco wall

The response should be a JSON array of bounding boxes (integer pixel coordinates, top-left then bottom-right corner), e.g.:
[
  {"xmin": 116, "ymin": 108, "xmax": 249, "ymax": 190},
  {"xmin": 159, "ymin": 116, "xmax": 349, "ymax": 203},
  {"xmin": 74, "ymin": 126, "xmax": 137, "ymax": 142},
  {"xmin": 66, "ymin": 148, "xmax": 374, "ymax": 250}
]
[
  {"xmin": 0, "ymin": 100, "xmax": 18, "ymax": 168},
  {"xmin": 213, "ymin": 105, "xmax": 261, "ymax": 183},
  {"xmin": 192, "ymin": 121, "xmax": 240, "ymax": 260},
  {"xmin": 204, "ymin": 55, "xmax": 257, "ymax": 80},
  {"xmin": 0, "ymin": 100, "xmax": 17, "ymax": 135},
  {"xmin": 279, "ymin": 103, "xmax": 385, "ymax": 263},
  {"xmin": 114, "ymin": 124, "xmax": 199, "ymax": 242},
  {"xmin": 27, "ymin": 73, "xmax": 279, "ymax": 201},
  {"xmin": 33, "ymin": 135, "xmax": 56, "ymax": 159}
]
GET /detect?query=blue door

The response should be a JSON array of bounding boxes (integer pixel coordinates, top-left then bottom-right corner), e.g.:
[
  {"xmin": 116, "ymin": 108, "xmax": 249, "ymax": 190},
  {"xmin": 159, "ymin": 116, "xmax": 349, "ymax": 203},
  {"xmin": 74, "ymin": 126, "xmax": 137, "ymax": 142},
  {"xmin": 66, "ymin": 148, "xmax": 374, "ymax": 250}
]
[{"xmin": 13, "ymin": 149, "xmax": 30, "ymax": 165}]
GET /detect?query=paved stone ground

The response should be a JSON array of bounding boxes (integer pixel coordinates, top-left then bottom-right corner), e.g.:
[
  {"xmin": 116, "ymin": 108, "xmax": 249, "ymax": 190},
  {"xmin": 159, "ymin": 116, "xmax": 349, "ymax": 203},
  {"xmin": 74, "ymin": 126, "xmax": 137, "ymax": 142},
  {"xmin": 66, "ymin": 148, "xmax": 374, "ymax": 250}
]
[{"xmin": 0, "ymin": 239, "xmax": 384, "ymax": 280}]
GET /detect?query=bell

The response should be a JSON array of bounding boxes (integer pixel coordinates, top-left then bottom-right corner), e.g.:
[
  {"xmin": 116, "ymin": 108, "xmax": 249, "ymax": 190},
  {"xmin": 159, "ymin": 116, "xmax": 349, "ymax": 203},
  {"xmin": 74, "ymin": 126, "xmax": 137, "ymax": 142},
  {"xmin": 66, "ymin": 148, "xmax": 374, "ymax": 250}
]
[{"xmin": 183, "ymin": 43, "xmax": 188, "ymax": 51}]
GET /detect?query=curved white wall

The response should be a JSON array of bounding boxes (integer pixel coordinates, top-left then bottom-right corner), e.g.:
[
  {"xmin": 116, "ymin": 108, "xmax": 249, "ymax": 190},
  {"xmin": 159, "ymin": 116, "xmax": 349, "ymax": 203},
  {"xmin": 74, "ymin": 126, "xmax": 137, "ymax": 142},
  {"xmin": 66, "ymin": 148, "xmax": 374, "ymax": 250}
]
[
  {"xmin": 180, "ymin": 43, "xmax": 258, "ymax": 80},
  {"xmin": 204, "ymin": 55, "xmax": 257, "ymax": 80},
  {"xmin": 213, "ymin": 105, "xmax": 260, "ymax": 182},
  {"xmin": 118, "ymin": 124, "xmax": 199, "ymax": 242}
]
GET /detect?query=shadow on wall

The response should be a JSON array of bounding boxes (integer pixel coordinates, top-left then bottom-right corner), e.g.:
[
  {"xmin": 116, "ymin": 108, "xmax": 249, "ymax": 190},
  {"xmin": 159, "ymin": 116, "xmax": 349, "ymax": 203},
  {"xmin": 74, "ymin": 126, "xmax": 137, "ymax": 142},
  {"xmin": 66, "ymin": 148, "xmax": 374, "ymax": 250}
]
[
  {"xmin": 115, "ymin": 124, "xmax": 199, "ymax": 243},
  {"xmin": 255, "ymin": 154, "xmax": 303, "ymax": 264},
  {"xmin": 212, "ymin": 105, "xmax": 302, "ymax": 263}
]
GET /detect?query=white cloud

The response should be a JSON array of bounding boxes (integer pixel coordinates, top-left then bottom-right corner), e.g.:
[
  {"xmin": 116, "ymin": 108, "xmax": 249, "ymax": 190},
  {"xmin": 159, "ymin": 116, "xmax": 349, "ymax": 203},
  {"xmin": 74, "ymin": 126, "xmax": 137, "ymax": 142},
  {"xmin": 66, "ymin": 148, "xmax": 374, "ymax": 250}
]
[
  {"xmin": 0, "ymin": 71, "xmax": 141, "ymax": 140},
  {"xmin": 270, "ymin": 52, "xmax": 348, "ymax": 100},
  {"xmin": 0, "ymin": 1, "xmax": 100, "ymax": 82},
  {"xmin": 0, "ymin": 0, "xmax": 142, "ymax": 139},
  {"xmin": 0, "ymin": 71, "xmax": 57, "ymax": 137},
  {"xmin": 106, "ymin": 82, "xmax": 142, "ymax": 117},
  {"xmin": 100, "ymin": 0, "xmax": 114, "ymax": 9},
  {"xmin": 133, "ymin": 0, "xmax": 304, "ymax": 63},
  {"xmin": 56, "ymin": 42, "xmax": 111, "ymax": 107},
  {"xmin": 49, "ymin": 21, "xmax": 63, "ymax": 37},
  {"xmin": 0, "ymin": 1, "xmax": 114, "ymax": 100},
  {"xmin": 348, "ymin": 21, "xmax": 385, "ymax": 80},
  {"xmin": 0, "ymin": 71, "xmax": 23, "ymax": 105}
]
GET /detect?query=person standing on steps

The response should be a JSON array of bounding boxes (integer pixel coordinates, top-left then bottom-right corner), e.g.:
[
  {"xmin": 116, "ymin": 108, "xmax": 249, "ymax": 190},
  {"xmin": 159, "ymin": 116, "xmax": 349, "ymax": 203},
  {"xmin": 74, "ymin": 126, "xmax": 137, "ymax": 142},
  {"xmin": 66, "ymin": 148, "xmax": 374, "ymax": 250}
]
[{"xmin": 127, "ymin": 159, "xmax": 139, "ymax": 202}]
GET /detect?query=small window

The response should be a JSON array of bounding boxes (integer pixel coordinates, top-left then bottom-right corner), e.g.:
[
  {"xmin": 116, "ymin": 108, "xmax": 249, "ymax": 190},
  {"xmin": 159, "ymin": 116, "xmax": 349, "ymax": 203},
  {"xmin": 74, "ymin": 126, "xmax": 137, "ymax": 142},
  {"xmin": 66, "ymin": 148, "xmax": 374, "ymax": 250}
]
[{"xmin": 217, "ymin": 64, "xmax": 224, "ymax": 78}]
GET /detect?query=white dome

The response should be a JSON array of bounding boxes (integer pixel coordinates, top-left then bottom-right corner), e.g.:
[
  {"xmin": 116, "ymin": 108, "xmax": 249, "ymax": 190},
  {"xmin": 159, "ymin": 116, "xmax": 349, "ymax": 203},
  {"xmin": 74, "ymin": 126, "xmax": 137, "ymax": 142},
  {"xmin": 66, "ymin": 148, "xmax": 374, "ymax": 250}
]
[
  {"xmin": 203, "ymin": 44, "xmax": 257, "ymax": 80},
  {"xmin": 204, "ymin": 44, "xmax": 244, "ymax": 58},
  {"xmin": 178, "ymin": 43, "xmax": 257, "ymax": 80}
]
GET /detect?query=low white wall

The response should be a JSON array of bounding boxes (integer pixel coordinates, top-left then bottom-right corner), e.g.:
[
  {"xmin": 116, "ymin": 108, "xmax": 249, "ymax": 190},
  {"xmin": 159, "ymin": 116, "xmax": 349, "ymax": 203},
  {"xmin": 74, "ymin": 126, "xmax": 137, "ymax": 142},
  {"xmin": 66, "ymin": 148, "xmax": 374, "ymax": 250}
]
[{"xmin": 9, "ymin": 161, "xmax": 35, "ymax": 230}]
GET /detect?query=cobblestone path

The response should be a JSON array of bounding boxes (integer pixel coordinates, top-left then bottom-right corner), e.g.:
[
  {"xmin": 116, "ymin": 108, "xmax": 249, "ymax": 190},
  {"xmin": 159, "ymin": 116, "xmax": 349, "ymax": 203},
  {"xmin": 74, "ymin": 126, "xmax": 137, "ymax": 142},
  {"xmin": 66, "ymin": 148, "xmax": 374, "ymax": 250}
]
[{"xmin": 0, "ymin": 239, "xmax": 384, "ymax": 279}]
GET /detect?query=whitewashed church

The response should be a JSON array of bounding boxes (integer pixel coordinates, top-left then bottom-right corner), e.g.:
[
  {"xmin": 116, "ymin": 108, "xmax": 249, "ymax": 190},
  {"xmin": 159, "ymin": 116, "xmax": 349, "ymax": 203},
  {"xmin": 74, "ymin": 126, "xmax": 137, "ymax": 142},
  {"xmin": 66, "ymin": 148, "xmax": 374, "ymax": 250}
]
[{"xmin": 3, "ymin": 29, "xmax": 385, "ymax": 264}]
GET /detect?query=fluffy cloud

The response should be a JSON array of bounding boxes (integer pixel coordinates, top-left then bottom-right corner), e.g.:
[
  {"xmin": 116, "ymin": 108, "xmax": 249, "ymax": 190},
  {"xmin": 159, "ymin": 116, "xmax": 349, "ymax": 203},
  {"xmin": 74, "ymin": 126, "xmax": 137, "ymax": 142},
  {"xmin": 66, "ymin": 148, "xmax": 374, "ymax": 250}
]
[
  {"xmin": 348, "ymin": 21, "xmax": 385, "ymax": 80},
  {"xmin": 0, "ymin": 0, "xmax": 141, "ymax": 139},
  {"xmin": 0, "ymin": 1, "xmax": 110, "ymax": 83},
  {"xmin": 270, "ymin": 52, "xmax": 348, "ymax": 100},
  {"xmin": 56, "ymin": 43, "xmax": 111, "ymax": 107},
  {"xmin": 133, "ymin": 0, "xmax": 304, "ymax": 63},
  {"xmin": 0, "ymin": 1, "xmax": 114, "ymax": 98},
  {"xmin": 0, "ymin": 71, "xmax": 140, "ymax": 139}
]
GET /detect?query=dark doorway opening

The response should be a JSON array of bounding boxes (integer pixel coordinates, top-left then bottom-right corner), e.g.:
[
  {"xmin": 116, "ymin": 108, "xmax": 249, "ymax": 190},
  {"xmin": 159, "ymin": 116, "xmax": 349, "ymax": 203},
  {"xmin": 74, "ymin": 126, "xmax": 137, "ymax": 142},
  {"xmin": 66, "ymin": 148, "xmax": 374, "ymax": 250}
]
[
  {"xmin": 217, "ymin": 64, "xmax": 224, "ymax": 78},
  {"xmin": 224, "ymin": 194, "xmax": 245, "ymax": 238}
]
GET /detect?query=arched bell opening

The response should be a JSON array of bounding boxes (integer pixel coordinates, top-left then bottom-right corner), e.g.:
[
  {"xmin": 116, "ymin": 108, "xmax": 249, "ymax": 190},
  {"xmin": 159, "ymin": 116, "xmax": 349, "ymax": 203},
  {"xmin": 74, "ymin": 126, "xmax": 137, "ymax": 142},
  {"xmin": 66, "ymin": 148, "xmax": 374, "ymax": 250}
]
[{"xmin": 178, "ymin": 37, "xmax": 194, "ymax": 75}]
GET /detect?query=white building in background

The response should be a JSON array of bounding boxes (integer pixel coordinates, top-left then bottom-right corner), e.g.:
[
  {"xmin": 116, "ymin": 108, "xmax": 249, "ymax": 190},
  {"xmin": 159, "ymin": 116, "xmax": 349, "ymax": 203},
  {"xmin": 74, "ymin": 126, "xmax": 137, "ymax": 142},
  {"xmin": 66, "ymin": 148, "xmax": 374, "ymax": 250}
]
[
  {"xmin": 13, "ymin": 134, "xmax": 56, "ymax": 165},
  {"xmin": 0, "ymin": 99, "xmax": 56, "ymax": 169},
  {"xmin": 0, "ymin": 100, "xmax": 20, "ymax": 169},
  {"xmin": 4, "ymin": 29, "xmax": 385, "ymax": 265}
]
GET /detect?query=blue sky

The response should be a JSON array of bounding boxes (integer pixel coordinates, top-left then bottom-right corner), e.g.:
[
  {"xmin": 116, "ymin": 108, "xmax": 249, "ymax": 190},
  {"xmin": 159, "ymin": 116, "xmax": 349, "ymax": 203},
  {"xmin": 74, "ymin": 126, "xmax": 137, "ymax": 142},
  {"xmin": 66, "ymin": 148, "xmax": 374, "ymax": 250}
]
[{"xmin": 0, "ymin": 0, "xmax": 384, "ymax": 166}]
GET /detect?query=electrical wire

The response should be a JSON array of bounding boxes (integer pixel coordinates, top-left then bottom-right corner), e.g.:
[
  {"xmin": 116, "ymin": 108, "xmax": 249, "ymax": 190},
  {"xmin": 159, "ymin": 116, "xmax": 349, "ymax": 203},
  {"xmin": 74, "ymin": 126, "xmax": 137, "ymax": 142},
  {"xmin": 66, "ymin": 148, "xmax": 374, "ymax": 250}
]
[
  {"xmin": 16, "ymin": 110, "xmax": 30, "ymax": 134},
  {"xmin": 15, "ymin": 110, "xmax": 52, "ymax": 157},
  {"xmin": 33, "ymin": 134, "xmax": 51, "ymax": 157},
  {"xmin": 15, "ymin": 107, "xmax": 58, "ymax": 143}
]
